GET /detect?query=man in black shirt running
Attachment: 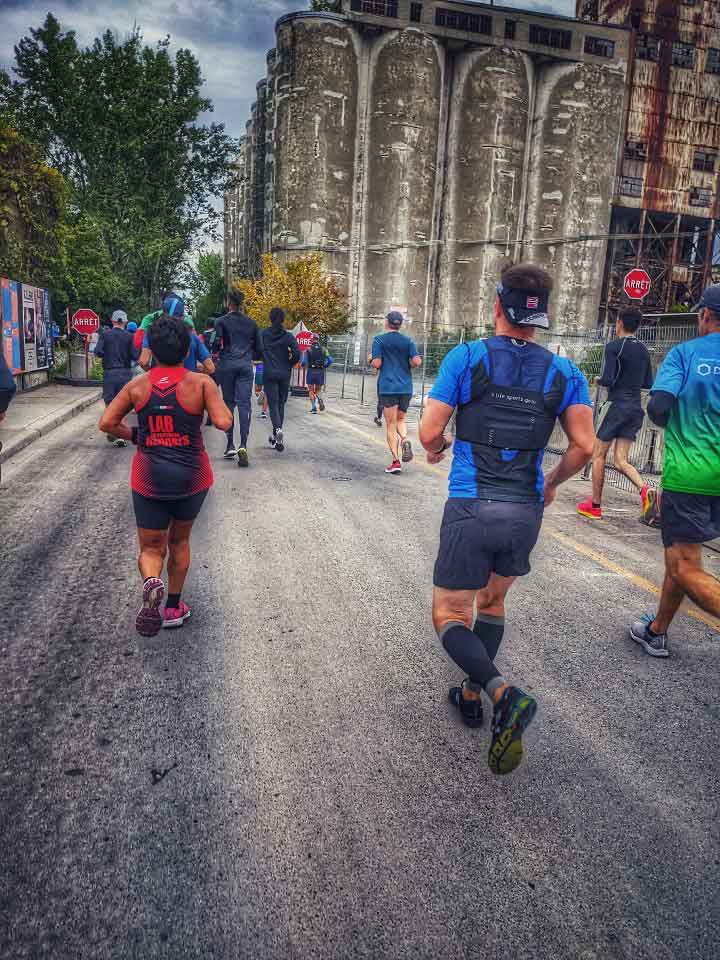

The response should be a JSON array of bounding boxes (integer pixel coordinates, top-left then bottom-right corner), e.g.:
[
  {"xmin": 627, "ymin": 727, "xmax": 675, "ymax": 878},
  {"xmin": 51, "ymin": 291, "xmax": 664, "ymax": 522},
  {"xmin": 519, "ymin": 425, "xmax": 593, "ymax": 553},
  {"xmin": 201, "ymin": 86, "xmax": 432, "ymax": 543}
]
[
  {"xmin": 94, "ymin": 309, "xmax": 139, "ymax": 447},
  {"xmin": 215, "ymin": 290, "xmax": 261, "ymax": 468},
  {"xmin": 577, "ymin": 308, "xmax": 655, "ymax": 520}
]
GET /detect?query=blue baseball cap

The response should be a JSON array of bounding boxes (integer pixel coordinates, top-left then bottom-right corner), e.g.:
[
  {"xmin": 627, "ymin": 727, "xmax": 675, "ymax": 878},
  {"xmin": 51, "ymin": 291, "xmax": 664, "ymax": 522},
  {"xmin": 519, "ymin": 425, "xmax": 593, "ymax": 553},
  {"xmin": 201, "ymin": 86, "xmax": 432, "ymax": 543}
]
[
  {"xmin": 693, "ymin": 283, "xmax": 720, "ymax": 313},
  {"xmin": 162, "ymin": 294, "xmax": 185, "ymax": 318},
  {"xmin": 126, "ymin": 321, "xmax": 138, "ymax": 332},
  {"xmin": 386, "ymin": 311, "xmax": 404, "ymax": 328}
]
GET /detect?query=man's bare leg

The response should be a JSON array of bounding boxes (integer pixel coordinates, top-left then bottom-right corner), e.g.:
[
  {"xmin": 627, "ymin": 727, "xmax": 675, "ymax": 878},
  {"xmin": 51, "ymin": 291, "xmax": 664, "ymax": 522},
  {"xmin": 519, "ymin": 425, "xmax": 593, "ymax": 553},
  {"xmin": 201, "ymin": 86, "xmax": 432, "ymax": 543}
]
[
  {"xmin": 653, "ymin": 543, "xmax": 720, "ymax": 631},
  {"xmin": 591, "ymin": 439, "xmax": 612, "ymax": 505},
  {"xmin": 613, "ymin": 437, "xmax": 645, "ymax": 492},
  {"xmin": 384, "ymin": 405, "xmax": 400, "ymax": 461}
]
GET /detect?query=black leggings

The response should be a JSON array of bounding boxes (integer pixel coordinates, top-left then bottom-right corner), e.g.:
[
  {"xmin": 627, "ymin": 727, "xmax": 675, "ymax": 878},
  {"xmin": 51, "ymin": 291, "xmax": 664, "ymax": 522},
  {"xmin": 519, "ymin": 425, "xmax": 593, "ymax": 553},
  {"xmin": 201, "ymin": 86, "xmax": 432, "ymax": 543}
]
[
  {"xmin": 219, "ymin": 369, "xmax": 253, "ymax": 448},
  {"xmin": 264, "ymin": 377, "xmax": 290, "ymax": 432}
]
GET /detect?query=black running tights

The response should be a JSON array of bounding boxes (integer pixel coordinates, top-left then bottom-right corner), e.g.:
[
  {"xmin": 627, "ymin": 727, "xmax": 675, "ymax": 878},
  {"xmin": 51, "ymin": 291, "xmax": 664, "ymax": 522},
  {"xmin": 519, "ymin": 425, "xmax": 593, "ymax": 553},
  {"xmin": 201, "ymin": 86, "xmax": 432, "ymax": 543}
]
[{"xmin": 264, "ymin": 377, "xmax": 290, "ymax": 433}]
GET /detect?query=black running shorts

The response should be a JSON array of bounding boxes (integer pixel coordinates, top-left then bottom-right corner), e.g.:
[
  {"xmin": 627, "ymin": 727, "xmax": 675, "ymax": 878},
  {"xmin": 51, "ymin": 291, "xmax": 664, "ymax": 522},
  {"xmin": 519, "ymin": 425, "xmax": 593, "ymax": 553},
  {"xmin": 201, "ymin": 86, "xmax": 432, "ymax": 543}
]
[
  {"xmin": 379, "ymin": 393, "xmax": 412, "ymax": 413},
  {"xmin": 433, "ymin": 499, "xmax": 544, "ymax": 590},
  {"xmin": 596, "ymin": 400, "xmax": 645, "ymax": 442},
  {"xmin": 103, "ymin": 369, "xmax": 132, "ymax": 405},
  {"xmin": 661, "ymin": 490, "xmax": 720, "ymax": 548},
  {"xmin": 132, "ymin": 490, "xmax": 208, "ymax": 531}
]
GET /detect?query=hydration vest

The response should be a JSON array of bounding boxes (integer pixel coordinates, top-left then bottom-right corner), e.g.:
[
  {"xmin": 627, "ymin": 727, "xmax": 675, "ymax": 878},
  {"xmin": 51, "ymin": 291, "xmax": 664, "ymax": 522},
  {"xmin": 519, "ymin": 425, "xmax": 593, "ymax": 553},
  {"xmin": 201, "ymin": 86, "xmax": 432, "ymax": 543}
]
[
  {"xmin": 307, "ymin": 345, "xmax": 325, "ymax": 370},
  {"xmin": 455, "ymin": 340, "xmax": 563, "ymax": 451}
]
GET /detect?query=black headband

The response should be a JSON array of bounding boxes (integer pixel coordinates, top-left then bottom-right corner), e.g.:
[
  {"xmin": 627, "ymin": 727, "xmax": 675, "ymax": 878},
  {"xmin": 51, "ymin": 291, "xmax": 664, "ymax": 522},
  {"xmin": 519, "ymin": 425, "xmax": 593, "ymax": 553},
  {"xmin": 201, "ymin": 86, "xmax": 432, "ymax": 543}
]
[{"xmin": 497, "ymin": 282, "xmax": 550, "ymax": 330}]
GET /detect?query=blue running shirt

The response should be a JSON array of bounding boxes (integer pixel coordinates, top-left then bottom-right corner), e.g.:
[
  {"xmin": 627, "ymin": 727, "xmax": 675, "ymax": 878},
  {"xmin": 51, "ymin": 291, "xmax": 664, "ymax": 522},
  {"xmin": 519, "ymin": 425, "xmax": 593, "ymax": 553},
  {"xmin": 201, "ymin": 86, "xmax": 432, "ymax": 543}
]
[
  {"xmin": 429, "ymin": 336, "xmax": 592, "ymax": 501},
  {"xmin": 371, "ymin": 332, "xmax": 419, "ymax": 395}
]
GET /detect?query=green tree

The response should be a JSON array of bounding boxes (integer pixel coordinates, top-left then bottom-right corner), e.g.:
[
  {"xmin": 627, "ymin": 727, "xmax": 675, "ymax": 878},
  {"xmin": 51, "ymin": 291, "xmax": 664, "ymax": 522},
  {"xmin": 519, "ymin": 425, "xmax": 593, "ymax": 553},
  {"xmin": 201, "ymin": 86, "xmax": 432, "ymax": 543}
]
[
  {"xmin": 5, "ymin": 14, "xmax": 238, "ymax": 314},
  {"xmin": 187, "ymin": 250, "xmax": 225, "ymax": 327}
]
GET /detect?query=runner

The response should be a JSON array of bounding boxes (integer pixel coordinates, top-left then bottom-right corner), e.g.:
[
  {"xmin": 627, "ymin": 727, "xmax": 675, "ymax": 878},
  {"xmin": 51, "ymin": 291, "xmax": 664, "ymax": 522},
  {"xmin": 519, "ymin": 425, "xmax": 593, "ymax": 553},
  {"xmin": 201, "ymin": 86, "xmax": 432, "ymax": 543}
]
[
  {"xmin": 98, "ymin": 314, "xmax": 232, "ymax": 637},
  {"xmin": 419, "ymin": 262, "xmax": 594, "ymax": 775},
  {"xmin": 260, "ymin": 307, "xmax": 300, "ymax": 453},
  {"xmin": 140, "ymin": 297, "xmax": 215, "ymax": 378},
  {"xmin": 302, "ymin": 334, "xmax": 332, "ymax": 413},
  {"xmin": 371, "ymin": 311, "xmax": 422, "ymax": 473},
  {"xmin": 214, "ymin": 290, "xmax": 261, "ymax": 468},
  {"xmin": 630, "ymin": 284, "xmax": 720, "ymax": 656},
  {"xmin": 94, "ymin": 309, "xmax": 138, "ymax": 447},
  {"xmin": 577, "ymin": 308, "xmax": 655, "ymax": 521},
  {"xmin": 254, "ymin": 360, "xmax": 268, "ymax": 419}
]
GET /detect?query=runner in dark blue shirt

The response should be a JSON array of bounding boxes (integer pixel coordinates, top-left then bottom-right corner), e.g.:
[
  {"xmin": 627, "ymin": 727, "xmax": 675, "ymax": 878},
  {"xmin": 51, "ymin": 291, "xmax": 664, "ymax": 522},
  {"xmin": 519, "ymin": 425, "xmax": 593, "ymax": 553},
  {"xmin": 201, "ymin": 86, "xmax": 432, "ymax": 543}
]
[
  {"xmin": 420, "ymin": 262, "xmax": 594, "ymax": 776},
  {"xmin": 371, "ymin": 311, "xmax": 421, "ymax": 473}
]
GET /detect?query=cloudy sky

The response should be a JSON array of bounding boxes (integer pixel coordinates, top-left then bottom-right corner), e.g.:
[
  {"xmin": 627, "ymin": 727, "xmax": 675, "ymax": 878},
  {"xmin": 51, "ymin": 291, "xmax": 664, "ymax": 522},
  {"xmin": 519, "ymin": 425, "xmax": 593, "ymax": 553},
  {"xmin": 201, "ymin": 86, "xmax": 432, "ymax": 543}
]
[{"xmin": 0, "ymin": 0, "xmax": 574, "ymax": 143}]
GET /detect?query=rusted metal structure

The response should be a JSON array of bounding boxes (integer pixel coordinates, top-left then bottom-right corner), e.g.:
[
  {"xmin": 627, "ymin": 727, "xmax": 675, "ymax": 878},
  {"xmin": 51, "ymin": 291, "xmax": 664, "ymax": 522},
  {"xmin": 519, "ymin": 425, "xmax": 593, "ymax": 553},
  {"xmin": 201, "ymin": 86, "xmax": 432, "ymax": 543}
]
[{"xmin": 578, "ymin": 1, "xmax": 720, "ymax": 319}]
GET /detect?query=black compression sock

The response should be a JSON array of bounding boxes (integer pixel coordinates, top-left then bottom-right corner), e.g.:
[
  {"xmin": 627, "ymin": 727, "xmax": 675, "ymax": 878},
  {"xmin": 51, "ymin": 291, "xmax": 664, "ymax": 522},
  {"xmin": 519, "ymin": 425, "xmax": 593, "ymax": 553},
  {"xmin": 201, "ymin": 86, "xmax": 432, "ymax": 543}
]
[
  {"xmin": 167, "ymin": 593, "xmax": 181, "ymax": 608},
  {"xmin": 440, "ymin": 622, "xmax": 503, "ymax": 694},
  {"xmin": 473, "ymin": 614, "xmax": 505, "ymax": 662}
]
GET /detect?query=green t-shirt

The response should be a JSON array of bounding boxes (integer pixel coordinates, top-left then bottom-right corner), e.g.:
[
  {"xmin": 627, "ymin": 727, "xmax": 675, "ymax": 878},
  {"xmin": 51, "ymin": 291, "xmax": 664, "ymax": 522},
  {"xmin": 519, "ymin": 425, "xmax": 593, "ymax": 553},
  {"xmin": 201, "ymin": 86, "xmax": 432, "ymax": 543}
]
[
  {"xmin": 140, "ymin": 310, "xmax": 195, "ymax": 331},
  {"xmin": 653, "ymin": 333, "xmax": 720, "ymax": 495}
]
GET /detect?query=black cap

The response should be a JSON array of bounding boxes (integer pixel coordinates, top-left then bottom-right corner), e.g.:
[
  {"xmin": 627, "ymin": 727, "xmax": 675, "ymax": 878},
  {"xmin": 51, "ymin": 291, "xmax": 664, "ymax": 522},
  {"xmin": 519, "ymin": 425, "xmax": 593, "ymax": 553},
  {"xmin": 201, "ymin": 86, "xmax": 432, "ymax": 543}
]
[
  {"xmin": 386, "ymin": 311, "xmax": 404, "ymax": 328},
  {"xmin": 693, "ymin": 283, "xmax": 720, "ymax": 313}
]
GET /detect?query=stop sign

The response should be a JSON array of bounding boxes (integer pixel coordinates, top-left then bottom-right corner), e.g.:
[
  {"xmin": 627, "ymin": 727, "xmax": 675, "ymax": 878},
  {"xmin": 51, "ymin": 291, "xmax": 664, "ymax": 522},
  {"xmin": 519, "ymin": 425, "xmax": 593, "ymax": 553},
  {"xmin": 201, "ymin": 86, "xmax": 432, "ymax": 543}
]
[
  {"xmin": 623, "ymin": 269, "xmax": 652, "ymax": 301},
  {"xmin": 72, "ymin": 308, "xmax": 100, "ymax": 336},
  {"xmin": 296, "ymin": 330, "xmax": 314, "ymax": 351}
]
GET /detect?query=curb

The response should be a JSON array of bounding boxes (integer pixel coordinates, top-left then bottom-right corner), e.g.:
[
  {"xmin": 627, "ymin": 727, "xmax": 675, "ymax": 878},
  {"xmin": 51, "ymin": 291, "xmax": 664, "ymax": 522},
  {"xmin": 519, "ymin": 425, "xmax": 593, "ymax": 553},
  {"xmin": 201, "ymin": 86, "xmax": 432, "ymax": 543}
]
[{"xmin": 0, "ymin": 390, "xmax": 102, "ymax": 464}]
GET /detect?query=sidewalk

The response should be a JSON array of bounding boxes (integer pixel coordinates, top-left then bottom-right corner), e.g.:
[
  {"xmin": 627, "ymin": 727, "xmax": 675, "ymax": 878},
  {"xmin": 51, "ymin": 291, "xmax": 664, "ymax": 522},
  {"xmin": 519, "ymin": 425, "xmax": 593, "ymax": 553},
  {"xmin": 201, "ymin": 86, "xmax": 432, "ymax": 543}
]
[{"xmin": 0, "ymin": 383, "xmax": 101, "ymax": 463}]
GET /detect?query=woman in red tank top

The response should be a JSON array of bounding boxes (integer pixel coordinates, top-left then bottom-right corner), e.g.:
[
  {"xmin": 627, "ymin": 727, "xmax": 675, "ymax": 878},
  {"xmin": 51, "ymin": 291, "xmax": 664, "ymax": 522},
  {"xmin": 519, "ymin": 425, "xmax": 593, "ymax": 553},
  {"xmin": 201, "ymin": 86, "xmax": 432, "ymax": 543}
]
[{"xmin": 99, "ymin": 312, "xmax": 232, "ymax": 637}]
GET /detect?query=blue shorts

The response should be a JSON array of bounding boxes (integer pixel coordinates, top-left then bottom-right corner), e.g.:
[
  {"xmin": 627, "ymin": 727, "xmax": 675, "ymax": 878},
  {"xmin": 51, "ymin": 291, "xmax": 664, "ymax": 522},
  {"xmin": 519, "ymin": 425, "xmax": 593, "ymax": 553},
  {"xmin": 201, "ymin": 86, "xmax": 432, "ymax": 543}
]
[
  {"xmin": 433, "ymin": 499, "xmax": 544, "ymax": 590},
  {"xmin": 306, "ymin": 369, "xmax": 325, "ymax": 386}
]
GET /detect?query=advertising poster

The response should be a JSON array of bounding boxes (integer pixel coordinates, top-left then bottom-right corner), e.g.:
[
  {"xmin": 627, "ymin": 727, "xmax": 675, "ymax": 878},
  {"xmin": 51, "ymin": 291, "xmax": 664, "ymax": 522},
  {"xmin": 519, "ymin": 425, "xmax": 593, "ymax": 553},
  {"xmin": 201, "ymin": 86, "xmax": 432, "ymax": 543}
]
[
  {"xmin": 1, "ymin": 277, "xmax": 23, "ymax": 374},
  {"xmin": 21, "ymin": 283, "xmax": 52, "ymax": 372}
]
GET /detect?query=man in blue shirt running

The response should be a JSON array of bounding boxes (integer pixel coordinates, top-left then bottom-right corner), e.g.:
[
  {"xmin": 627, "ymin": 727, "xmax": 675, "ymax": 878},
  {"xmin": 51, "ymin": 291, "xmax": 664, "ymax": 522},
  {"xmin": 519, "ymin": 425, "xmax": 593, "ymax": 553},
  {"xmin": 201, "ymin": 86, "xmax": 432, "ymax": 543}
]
[
  {"xmin": 371, "ymin": 311, "xmax": 422, "ymax": 474},
  {"xmin": 419, "ymin": 262, "xmax": 594, "ymax": 776}
]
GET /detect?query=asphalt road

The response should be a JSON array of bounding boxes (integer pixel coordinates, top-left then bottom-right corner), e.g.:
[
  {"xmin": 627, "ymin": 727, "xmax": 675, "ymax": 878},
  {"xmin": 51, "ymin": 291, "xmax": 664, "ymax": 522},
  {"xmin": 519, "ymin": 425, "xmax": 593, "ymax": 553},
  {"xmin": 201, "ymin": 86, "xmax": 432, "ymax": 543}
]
[{"xmin": 1, "ymin": 396, "xmax": 718, "ymax": 960}]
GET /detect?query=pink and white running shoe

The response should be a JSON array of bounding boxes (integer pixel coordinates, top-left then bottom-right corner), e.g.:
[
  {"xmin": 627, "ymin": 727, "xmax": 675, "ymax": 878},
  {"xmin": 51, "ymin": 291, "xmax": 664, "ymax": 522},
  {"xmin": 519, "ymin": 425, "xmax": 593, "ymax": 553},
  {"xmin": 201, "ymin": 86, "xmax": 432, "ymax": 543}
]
[
  {"xmin": 162, "ymin": 600, "xmax": 192, "ymax": 629},
  {"xmin": 135, "ymin": 577, "xmax": 165, "ymax": 637}
]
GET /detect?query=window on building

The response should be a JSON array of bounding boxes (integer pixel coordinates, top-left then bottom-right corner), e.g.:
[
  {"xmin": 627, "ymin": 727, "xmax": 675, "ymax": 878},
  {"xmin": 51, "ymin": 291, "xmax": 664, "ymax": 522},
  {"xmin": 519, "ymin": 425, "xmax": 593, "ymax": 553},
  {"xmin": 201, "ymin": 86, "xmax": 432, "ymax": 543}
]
[
  {"xmin": 350, "ymin": 0, "xmax": 398, "ymax": 16},
  {"xmin": 579, "ymin": 1, "xmax": 599, "ymax": 18},
  {"xmin": 625, "ymin": 141, "xmax": 647, "ymax": 162},
  {"xmin": 435, "ymin": 8, "xmax": 492, "ymax": 34},
  {"xmin": 693, "ymin": 149, "xmax": 717, "ymax": 173},
  {"xmin": 707, "ymin": 48, "xmax": 720, "ymax": 74},
  {"xmin": 585, "ymin": 36, "xmax": 615, "ymax": 58},
  {"xmin": 529, "ymin": 24, "xmax": 572, "ymax": 51},
  {"xmin": 689, "ymin": 186, "xmax": 713, "ymax": 207},
  {"xmin": 636, "ymin": 34, "xmax": 660, "ymax": 62},
  {"xmin": 505, "ymin": 20, "xmax": 516, "ymax": 41},
  {"xmin": 620, "ymin": 176, "xmax": 643, "ymax": 198},
  {"xmin": 672, "ymin": 42, "xmax": 696, "ymax": 69},
  {"xmin": 410, "ymin": 2, "xmax": 422, "ymax": 22}
]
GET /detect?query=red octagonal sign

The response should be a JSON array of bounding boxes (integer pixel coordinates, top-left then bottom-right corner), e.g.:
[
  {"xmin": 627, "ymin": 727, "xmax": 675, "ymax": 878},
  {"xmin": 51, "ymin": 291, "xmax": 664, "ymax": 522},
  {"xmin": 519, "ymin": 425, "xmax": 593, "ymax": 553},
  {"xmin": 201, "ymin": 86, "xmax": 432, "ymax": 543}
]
[
  {"xmin": 72, "ymin": 308, "xmax": 100, "ymax": 337},
  {"xmin": 623, "ymin": 269, "xmax": 652, "ymax": 301},
  {"xmin": 295, "ymin": 330, "xmax": 314, "ymax": 351}
]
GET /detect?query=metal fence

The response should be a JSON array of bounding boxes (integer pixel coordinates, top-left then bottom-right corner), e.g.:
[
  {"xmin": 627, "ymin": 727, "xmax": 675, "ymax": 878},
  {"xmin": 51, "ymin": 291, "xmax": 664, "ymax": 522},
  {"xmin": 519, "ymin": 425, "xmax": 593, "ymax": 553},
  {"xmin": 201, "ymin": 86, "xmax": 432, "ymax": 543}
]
[{"xmin": 322, "ymin": 324, "xmax": 698, "ymax": 494}]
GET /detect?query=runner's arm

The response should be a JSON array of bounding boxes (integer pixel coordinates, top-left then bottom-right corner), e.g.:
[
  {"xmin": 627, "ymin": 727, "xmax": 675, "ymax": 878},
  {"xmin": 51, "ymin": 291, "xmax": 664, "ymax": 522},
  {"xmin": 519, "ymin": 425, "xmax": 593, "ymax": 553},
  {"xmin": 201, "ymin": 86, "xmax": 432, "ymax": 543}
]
[
  {"xmin": 409, "ymin": 339, "xmax": 422, "ymax": 369},
  {"xmin": 543, "ymin": 404, "xmax": 595, "ymax": 504},
  {"xmin": 647, "ymin": 391, "xmax": 674, "ymax": 428},
  {"xmin": 371, "ymin": 336, "xmax": 382, "ymax": 369},
  {"xmin": 419, "ymin": 398, "xmax": 454, "ymax": 462},
  {"xmin": 99, "ymin": 383, "xmax": 135, "ymax": 441},
  {"xmin": 200, "ymin": 358, "xmax": 215, "ymax": 375},
  {"xmin": 647, "ymin": 346, "xmax": 684, "ymax": 427},
  {"xmin": 204, "ymin": 377, "xmax": 233, "ymax": 431},
  {"xmin": 597, "ymin": 341, "xmax": 616, "ymax": 388}
]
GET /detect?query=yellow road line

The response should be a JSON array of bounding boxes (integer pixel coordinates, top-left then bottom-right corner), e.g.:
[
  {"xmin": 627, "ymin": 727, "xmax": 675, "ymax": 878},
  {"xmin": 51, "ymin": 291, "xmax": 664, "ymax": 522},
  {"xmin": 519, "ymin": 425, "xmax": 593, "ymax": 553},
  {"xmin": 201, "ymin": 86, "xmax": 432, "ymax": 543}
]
[
  {"xmin": 545, "ymin": 528, "xmax": 720, "ymax": 632},
  {"xmin": 324, "ymin": 406, "xmax": 720, "ymax": 633}
]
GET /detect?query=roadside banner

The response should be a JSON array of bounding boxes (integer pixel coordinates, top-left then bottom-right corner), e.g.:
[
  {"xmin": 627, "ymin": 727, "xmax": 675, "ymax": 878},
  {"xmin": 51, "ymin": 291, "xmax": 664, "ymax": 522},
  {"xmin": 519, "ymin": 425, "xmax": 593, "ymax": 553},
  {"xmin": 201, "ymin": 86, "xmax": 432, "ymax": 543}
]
[
  {"xmin": 1, "ymin": 277, "xmax": 22, "ymax": 373},
  {"xmin": 21, "ymin": 283, "xmax": 53, "ymax": 372}
]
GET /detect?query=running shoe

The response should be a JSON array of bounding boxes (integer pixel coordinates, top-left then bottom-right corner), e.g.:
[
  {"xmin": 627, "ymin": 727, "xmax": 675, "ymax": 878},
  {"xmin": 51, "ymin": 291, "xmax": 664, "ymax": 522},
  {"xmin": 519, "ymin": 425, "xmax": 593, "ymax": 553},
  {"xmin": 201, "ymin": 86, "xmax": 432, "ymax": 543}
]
[
  {"xmin": 237, "ymin": 448, "xmax": 249, "ymax": 468},
  {"xmin": 113, "ymin": 438, "xmax": 128, "ymax": 448},
  {"xmin": 260, "ymin": 411, "xmax": 268, "ymax": 419},
  {"xmin": 449, "ymin": 680, "xmax": 484, "ymax": 728},
  {"xmin": 640, "ymin": 486, "xmax": 661, "ymax": 528},
  {"xmin": 223, "ymin": 445, "xmax": 237, "ymax": 459},
  {"xmin": 374, "ymin": 415, "xmax": 383, "ymax": 427},
  {"xmin": 135, "ymin": 577, "xmax": 165, "ymax": 638},
  {"xmin": 577, "ymin": 497, "xmax": 602, "ymax": 520},
  {"xmin": 275, "ymin": 428, "xmax": 284, "ymax": 452},
  {"xmin": 385, "ymin": 460, "xmax": 401, "ymax": 474},
  {"xmin": 162, "ymin": 600, "xmax": 191, "ymax": 629},
  {"xmin": 318, "ymin": 398, "xmax": 325, "ymax": 412},
  {"xmin": 269, "ymin": 434, "xmax": 276, "ymax": 448},
  {"xmin": 401, "ymin": 439, "xmax": 413, "ymax": 463},
  {"xmin": 488, "ymin": 686, "xmax": 537, "ymax": 776},
  {"xmin": 630, "ymin": 613, "xmax": 669, "ymax": 658},
  {"xmin": 311, "ymin": 406, "xmax": 317, "ymax": 415}
]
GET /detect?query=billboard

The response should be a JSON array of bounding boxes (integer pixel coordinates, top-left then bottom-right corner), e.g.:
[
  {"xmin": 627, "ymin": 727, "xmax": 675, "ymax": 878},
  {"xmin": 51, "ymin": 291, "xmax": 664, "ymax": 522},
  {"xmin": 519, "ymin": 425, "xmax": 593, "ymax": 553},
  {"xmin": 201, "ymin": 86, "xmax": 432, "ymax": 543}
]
[
  {"xmin": 1, "ymin": 278, "xmax": 22, "ymax": 374},
  {"xmin": 21, "ymin": 283, "xmax": 52, "ymax": 372}
]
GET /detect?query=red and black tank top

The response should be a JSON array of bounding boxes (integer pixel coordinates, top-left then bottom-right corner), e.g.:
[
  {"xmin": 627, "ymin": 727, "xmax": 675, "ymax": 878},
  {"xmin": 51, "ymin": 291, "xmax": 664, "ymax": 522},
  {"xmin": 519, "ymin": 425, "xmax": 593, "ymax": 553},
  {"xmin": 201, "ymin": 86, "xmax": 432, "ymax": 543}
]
[{"xmin": 130, "ymin": 367, "xmax": 213, "ymax": 500}]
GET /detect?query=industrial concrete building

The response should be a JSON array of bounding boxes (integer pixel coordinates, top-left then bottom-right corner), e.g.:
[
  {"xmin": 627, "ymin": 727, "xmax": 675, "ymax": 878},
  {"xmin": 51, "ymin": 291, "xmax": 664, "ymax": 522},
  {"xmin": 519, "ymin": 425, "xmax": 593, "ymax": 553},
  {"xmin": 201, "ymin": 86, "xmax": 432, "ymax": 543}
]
[
  {"xmin": 226, "ymin": 1, "xmax": 635, "ymax": 335},
  {"xmin": 578, "ymin": 2, "xmax": 720, "ymax": 317}
]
